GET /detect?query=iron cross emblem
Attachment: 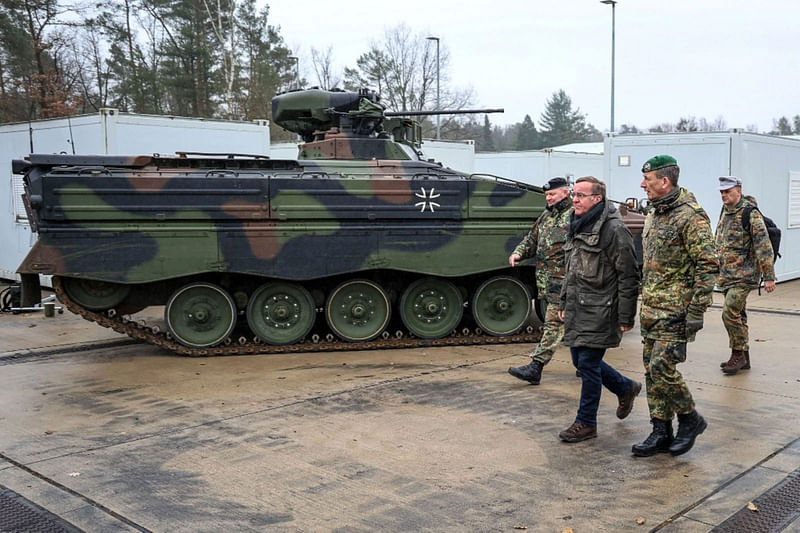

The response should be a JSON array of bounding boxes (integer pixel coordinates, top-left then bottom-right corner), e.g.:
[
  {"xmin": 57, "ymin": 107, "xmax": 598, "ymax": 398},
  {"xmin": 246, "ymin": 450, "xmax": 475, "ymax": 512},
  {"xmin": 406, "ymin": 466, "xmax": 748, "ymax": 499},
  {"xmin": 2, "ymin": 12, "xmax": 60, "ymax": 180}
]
[{"xmin": 414, "ymin": 187, "xmax": 441, "ymax": 213}]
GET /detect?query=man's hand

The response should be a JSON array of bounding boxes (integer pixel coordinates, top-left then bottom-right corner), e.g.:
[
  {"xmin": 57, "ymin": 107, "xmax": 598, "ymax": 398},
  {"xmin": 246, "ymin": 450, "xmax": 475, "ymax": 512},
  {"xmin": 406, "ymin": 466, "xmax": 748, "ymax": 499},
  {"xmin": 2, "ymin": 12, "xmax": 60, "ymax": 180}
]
[
  {"xmin": 620, "ymin": 325, "xmax": 632, "ymax": 332},
  {"xmin": 685, "ymin": 309, "xmax": 704, "ymax": 342},
  {"xmin": 765, "ymin": 280, "xmax": 776, "ymax": 293},
  {"xmin": 509, "ymin": 253, "xmax": 521, "ymax": 267},
  {"xmin": 557, "ymin": 310, "xmax": 565, "ymax": 322}
]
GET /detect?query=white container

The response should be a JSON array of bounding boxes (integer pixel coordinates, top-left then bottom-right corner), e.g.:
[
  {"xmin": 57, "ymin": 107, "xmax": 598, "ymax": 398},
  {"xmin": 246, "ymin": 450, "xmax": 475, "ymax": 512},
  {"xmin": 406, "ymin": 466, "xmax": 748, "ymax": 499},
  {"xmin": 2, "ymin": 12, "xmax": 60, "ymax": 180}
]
[
  {"xmin": 1, "ymin": 110, "xmax": 270, "ymax": 281},
  {"xmin": 605, "ymin": 131, "xmax": 800, "ymax": 282}
]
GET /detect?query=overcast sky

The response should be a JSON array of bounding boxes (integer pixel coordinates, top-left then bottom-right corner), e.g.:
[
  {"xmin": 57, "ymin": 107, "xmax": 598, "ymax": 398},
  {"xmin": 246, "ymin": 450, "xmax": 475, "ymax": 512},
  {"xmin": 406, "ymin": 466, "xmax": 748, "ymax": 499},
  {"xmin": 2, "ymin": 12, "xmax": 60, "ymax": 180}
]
[{"xmin": 268, "ymin": 0, "xmax": 799, "ymax": 133}]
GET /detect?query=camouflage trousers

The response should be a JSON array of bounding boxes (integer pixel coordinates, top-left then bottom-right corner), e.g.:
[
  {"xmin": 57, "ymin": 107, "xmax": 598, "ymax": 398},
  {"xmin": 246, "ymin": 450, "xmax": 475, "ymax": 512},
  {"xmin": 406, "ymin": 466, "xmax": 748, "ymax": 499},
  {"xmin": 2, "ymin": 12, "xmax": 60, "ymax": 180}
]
[
  {"xmin": 531, "ymin": 300, "xmax": 565, "ymax": 364},
  {"xmin": 722, "ymin": 286, "xmax": 750, "ymax": 351},
  {"xmin": 643, "ymin": 338, "xmax": 695, "ymax": 420}
]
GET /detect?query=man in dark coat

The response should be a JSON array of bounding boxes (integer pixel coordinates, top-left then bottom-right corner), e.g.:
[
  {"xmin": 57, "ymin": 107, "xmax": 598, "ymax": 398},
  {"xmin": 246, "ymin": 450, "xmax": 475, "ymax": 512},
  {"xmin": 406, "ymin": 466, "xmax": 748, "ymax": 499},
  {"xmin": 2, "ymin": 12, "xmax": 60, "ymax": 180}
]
[{"xmin": 557, "ymin": 176, "xmax": 641, "ymax": 443}]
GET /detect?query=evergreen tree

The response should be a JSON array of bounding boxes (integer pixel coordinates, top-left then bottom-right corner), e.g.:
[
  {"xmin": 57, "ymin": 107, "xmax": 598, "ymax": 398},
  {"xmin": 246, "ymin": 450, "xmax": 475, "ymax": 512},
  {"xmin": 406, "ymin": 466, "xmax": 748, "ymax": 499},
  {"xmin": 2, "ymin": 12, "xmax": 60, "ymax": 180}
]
[
  {"xmin": 773, "ymin": 116, "xmax": 793, "ymax": 135},
  {"xmin": 98, "ymin": 1, "xmax": 159, "ymax": 114},
  {"xmin": 793, "ymin": 115, "xmax": 800, "ymax": 134},
  {"xmin": 479, "ymin": 115, "xmax": 495, "ymax": 151},
  {"xmin": 538, "ymin": 89, "xmax": 595, "ymax": 148},
  {"xmin": 515, "ymin": 114, "xmax": 538, "ymax": 150},
  {"xmin": 343, "ymin": 49, "xmax": 391, "ymax": 99},
  {"xmin": 153, "ymin": 0, "xmax": 218, "ymax": 117},
  {"xmin": 618, "ymin": 124, "xmax": 639, "ymax": 134},
  {"xmin": 235, "ymin": 0, "xmax": 294, "ymax": 127}
]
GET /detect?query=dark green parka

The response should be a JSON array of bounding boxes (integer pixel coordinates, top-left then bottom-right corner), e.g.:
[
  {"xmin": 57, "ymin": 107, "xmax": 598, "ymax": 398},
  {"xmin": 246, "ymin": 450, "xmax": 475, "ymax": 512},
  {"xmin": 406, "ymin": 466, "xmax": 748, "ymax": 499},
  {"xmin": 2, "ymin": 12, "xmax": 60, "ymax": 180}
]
[{"xmin": 559, "ymin": 201, "xmax": 640, "ymax": 349}]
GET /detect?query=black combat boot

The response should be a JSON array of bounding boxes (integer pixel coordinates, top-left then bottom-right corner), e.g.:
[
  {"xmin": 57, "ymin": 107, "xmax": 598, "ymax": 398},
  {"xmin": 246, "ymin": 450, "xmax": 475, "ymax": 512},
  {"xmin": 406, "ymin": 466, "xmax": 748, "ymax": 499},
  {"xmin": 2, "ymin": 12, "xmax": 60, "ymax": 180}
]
[
  {"xmin": 508, "ymin": 361, "xmax": 544, "ymax": 385},
  {"xmin": 631, "ymin": 419, "xmax": 673, "ymax": 457},
  {"xmin": 669, "ymin": 411, "xmax": 707, "ymax": 456}
]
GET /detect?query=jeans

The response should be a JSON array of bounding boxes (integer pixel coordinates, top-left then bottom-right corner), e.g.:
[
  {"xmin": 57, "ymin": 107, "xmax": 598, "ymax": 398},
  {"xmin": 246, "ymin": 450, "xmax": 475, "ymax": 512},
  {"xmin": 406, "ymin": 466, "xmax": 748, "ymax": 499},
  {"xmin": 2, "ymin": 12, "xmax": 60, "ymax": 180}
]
[{"xmin": 570, "ymin": 346, "xmax": 633, "ymax": 427}]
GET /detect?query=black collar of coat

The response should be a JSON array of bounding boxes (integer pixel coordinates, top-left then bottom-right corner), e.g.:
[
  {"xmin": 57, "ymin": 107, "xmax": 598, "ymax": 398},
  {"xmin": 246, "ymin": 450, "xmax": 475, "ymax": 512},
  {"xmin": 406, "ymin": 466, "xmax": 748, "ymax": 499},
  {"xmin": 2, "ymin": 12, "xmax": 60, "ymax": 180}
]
[
  {"xmin": 546, "ymin": 196, "xmax": 572, "ymax": 214},
  {"xmin": 568, "ymin": 200, "xmax": 606, "ymax": 238},
  {"xmin": 651, "ymin": 186, "xmax": 682, "ymax": 214}
]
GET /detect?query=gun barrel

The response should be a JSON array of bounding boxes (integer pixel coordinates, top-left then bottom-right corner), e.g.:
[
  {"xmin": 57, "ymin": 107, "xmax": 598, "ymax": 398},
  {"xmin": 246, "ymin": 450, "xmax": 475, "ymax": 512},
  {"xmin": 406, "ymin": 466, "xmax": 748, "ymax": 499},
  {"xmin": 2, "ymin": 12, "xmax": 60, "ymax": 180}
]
[{"xmin": 385, "ymin": 108, "xmax": 504, "ymax": 117}]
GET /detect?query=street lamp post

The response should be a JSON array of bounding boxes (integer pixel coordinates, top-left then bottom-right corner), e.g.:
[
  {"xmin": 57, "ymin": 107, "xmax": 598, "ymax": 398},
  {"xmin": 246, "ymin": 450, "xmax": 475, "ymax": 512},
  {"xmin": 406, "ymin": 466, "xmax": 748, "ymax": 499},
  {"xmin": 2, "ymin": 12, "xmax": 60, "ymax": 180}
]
[
  {"xmin": 600, "ymin": 0, "xmax": 617, "ymax": 133},
  {"xmin": 289, "ymin": 56, "xmax": 299, "ymax": 90},
  {"xmin": 426, "ymin": 36, "xmax": 440, "ymax": 140}
]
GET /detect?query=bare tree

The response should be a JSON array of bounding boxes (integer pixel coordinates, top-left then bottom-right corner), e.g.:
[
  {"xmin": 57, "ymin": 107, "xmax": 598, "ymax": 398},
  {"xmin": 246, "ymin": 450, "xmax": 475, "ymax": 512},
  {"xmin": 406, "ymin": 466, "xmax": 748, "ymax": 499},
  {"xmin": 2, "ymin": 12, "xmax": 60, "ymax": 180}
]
[
  {"xmin": 202, "ymin": 0, "xmax": 238, "ymax": 118},
  {"xmin": 310, "ymin": 45, "xmax": 341, "ymax": 89},
  {"xmin": 343, "ymin": 24, "xmax": 473, "ymax": 113},
  {"xmin": 74, "ymin": 18, "xmax": 110, "ymax": 111}
]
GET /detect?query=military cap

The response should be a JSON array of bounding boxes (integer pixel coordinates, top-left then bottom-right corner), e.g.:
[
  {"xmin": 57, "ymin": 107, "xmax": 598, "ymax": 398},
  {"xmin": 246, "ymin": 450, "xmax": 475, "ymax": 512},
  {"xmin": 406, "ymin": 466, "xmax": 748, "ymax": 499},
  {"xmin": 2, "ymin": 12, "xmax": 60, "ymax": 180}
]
[
  {"xmin": 718, "ymin": 176, "xmax": 742, "ymax": 190},
  {"xmin": 543, "ymin": 177, "xmax": 569, "ymax": 191},
  {"xmin": 641, "ymin": 154, "xmax": 678, "ymax": 173}
]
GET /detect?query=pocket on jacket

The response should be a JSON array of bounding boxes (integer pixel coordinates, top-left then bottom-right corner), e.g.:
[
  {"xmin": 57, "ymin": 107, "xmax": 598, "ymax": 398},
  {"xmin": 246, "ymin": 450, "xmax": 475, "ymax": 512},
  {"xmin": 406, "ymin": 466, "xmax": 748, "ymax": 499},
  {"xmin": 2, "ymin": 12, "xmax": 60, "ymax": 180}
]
[
  {"xmin": 577, "ymin": 291, "xmax": 612, "ymax": 332},
  {"xmin": 576, "ymin": 246, "xmax": 603, "ymax": 284}
]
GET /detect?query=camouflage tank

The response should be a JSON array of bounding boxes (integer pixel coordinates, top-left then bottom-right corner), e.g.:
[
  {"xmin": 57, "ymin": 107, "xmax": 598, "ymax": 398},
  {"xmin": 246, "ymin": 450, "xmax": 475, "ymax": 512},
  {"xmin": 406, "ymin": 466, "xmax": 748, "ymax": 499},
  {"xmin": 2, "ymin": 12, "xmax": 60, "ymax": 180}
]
[{"xmin": 14, "ymin": 88, "xmax": 555, "ymax": 355}]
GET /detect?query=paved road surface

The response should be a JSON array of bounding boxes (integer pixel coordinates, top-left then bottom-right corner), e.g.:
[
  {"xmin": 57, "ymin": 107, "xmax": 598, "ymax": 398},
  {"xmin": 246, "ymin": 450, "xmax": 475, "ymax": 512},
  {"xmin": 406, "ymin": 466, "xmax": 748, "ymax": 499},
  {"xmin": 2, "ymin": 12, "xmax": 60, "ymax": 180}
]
[{"xmin": 1, "ymin": 283, "xmax": 799, "ymax": 532}]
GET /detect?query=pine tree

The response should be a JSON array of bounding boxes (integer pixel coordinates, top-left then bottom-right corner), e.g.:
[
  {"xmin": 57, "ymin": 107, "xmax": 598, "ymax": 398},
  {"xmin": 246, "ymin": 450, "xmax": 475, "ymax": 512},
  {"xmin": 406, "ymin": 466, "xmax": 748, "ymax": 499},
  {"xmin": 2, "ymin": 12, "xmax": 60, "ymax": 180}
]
[
  {"xmin": 515, "ymin": 114, "xmax": 538, "ymax": 150},
  {"xmin": 773, "ymin": 116, "xmax": 792, "ymax": 135},
  {"xmin": 235, "ymin": 0, "xmax": 294, "ymax": 125},
  {"xmin": 480, "ymin": 115, "xmax": 495, "ymax": 151},
  {"xmin": 538, "ymin": 89, "xmax": 594, "ymax": 148}
]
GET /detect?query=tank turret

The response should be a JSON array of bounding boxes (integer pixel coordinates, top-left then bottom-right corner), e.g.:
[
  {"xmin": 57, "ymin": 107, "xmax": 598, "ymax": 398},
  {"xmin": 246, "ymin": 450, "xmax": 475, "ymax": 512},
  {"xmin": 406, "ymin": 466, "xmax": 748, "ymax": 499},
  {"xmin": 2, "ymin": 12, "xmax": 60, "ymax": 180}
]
[{"xmin": 271, "ymin": 88, "xmax": 502, "ymax": 161}]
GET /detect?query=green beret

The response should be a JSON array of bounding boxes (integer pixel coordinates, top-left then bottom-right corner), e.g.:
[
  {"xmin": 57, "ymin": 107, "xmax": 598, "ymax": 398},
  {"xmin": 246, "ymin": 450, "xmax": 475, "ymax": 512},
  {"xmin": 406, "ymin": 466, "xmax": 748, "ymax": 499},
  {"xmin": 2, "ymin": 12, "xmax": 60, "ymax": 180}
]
[{"xmin": 641, "ymin": 154, "xmax": 678, "ymax": 173}]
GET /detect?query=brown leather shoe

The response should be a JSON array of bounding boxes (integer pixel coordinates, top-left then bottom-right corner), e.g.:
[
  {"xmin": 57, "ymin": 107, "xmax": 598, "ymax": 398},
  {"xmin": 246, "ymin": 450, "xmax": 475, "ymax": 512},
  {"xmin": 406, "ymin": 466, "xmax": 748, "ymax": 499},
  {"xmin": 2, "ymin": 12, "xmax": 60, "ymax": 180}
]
[
  {"xmin": 722, "ymin": 349, "xmax": 749, "ymax": 374},
  {"xmin": 616, "ymin": 380, "xmax": 642, "ymax": 419},
  {"xmin": 558, "ymin": 422, "xmax": 597, "ymax": 443}
]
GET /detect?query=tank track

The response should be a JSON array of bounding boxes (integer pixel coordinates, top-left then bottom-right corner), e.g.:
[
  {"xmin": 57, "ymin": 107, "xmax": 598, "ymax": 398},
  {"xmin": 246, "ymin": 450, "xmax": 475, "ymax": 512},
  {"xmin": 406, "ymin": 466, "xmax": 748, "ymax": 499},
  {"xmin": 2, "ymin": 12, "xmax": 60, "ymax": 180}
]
[{"xmin": 53, "ymin": 278, "xmax": 541, "ymax": 356}]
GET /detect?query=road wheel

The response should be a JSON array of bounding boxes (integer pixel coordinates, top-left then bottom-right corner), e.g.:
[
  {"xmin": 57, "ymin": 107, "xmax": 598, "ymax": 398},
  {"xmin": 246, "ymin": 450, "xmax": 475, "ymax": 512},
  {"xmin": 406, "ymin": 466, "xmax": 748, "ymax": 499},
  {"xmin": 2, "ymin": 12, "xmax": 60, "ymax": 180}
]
[
  {"xmin": 62, "ymin": 277, "xmax": 131, "ymax": 311},
  {"xmin": 165, "ymin": 282, "xmax": 236, "ymax": 348},
  {"xmin": 399, "ymin": 277, "xmax": 463, "ymax": 339},
  {"xmin": 471, "ymin": 276, "xmax": 531, "ymax": 336},
  {"xmin": 325, "ymin": 280, "xmax": 390, "ymax": 342},
  {"xmin": 247, "ymin": 282, "xmax": 315, "ymax": 345}
]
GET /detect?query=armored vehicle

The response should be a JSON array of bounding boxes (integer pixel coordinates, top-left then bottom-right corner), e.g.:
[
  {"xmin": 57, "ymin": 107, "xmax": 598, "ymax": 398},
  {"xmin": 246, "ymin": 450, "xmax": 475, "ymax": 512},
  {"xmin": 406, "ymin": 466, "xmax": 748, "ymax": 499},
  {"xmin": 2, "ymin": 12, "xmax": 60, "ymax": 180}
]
[{"xmin": 13, "ymin": 89, "xmax": 560, "ymax": 354}]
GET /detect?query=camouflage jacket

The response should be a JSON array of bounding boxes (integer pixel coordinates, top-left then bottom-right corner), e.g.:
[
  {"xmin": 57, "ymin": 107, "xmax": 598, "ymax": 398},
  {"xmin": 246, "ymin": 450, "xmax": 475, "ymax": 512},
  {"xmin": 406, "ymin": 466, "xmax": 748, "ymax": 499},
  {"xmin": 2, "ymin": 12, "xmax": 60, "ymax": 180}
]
[
  {"xmin": 640, "ymin": 187, "xmax": 719, "ymax": 341},
  {"xmin": 715, "ymin": 196, "xmax": 776, "ymax": 289},
  {"xmin": 513, "ymin": 196, "xmax": 572, "ymax": 302}
]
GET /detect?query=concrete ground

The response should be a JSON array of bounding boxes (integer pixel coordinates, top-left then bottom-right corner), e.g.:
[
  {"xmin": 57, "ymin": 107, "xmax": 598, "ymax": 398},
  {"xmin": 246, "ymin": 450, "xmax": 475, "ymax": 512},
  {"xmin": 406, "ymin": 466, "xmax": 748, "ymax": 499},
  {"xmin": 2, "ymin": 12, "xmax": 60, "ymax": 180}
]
[{"xmin": 0, "ymin": 282, "xmax": 799, "ymax": 532}]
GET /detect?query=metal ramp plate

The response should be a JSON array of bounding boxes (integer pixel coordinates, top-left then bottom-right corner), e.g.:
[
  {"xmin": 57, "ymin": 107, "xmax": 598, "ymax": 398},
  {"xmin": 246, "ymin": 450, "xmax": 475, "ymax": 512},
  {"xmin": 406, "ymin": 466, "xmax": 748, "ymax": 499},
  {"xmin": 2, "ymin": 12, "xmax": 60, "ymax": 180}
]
[
  {"xmin": 712, "ymin": 468, "xmax": 800, "ymax": 532},
  {"xmin": 0, "ymin": 485, "xmax": 83, "ymax": 533}
]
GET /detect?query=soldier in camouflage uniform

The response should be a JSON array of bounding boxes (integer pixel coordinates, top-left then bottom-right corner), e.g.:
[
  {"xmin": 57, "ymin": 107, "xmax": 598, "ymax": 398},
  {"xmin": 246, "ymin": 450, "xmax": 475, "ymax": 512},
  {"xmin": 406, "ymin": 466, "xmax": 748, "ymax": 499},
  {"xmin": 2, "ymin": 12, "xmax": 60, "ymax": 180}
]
[
  {"xmin": 715, "ymin": 176, "xmax": 776, "ymax": 375},
  {"xmin": 508, "ymin": 177, "xmax": 572, "ymax": 385},
  {"xmin": 633, "ymin": 155, "xmax": 719, "ymax": 458}
]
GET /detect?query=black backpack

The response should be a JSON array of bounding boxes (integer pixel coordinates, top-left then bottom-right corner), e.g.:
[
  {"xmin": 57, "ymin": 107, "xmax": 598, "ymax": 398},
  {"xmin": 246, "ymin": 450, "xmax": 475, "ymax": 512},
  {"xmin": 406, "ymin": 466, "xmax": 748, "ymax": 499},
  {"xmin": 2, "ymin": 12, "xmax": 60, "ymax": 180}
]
[{"xmin": 742, "ymin": 206, "xmax": 781, "ymax": 262}]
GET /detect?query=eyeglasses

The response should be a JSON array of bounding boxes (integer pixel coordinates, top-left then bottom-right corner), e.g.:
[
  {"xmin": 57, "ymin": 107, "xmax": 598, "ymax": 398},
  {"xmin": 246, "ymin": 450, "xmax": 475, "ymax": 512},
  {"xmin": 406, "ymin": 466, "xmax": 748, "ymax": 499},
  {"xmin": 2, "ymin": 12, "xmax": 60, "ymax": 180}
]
[{"xmin": 573, "ymin": 193, "xmax": 600, "ymax": 200}]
